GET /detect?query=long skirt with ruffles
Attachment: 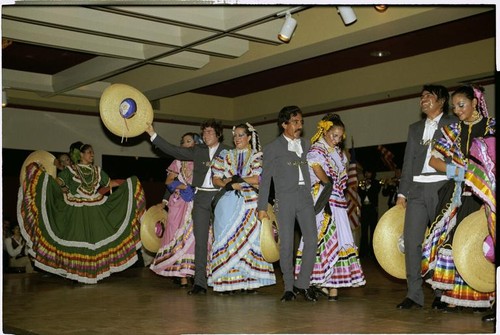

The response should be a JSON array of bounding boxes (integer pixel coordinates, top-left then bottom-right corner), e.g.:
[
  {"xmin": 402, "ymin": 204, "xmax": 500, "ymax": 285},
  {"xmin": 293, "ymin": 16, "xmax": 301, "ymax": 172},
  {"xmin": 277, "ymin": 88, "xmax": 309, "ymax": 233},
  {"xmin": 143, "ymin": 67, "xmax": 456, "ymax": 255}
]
[
  {"xmin": 17, "ymin": 162, "xmax": 146, "ymax": 284},
  {"xmin": 207, "ymin": 188, "xmax": 276, "ymax": 292},
  {"xmin": 149, "ymin": 192, "xmax": 195, "ymax": 278},
  {"xmin": 295, "ymin": 198, "xmax": 366, "ymax": 288},
  {"xmin": 421, "ymin": 180, "xmax": 495, "ymax": 308}
]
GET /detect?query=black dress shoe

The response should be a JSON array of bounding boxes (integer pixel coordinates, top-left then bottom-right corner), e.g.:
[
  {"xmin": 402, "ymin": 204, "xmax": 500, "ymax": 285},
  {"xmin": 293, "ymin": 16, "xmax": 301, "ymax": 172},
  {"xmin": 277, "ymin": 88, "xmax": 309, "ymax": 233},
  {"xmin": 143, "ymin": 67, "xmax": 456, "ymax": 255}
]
[
  {"xmin": 280, "ymin": 291, "xmax": 296, "ymax": 302},
  {"xmin": 311, "ymin": 286, "xmax": 328, "ymax": 297},
  {"xmin": 432, "ymin": 297, "xmax": 447, "ymax": 310},
  {"xmin": 187, "ymin": 285, "xmax": 207, "ymax": 295},
  {"xmin": 396, "ymin": 298, "xmax": 422, "ymax": 309},
  {"xmin": 482, "ymin": 313, "xmax": 496, "ymax": 322},
  {"xmin": 293, "ymin": 286, "xmax": 317, "ymax": 302}
]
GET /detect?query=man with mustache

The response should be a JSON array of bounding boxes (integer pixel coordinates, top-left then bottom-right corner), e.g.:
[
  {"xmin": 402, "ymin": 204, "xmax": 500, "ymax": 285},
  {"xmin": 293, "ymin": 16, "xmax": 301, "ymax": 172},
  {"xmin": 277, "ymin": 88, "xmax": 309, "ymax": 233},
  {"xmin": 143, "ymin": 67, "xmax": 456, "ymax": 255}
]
[{"xmin": 258, "ymin": 106, "xmax": 318, "ymax": 302}]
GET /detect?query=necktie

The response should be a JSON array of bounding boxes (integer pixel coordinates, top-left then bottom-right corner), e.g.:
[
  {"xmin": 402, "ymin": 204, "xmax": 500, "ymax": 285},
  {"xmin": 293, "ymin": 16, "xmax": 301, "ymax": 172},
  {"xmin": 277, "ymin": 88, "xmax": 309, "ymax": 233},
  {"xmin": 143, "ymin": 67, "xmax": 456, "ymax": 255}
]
[{"xmin": 288, "ymin": 139, "xmax": 303, "ymax": 157}]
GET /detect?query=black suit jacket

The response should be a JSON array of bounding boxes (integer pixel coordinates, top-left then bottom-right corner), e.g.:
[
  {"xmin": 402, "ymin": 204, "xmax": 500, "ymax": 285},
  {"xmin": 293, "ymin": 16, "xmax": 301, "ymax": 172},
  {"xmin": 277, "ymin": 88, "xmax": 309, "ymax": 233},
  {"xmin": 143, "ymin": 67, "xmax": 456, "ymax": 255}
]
[{"xmin": 152, "ymin": 134, "xmax": 230, "ymax": 188}]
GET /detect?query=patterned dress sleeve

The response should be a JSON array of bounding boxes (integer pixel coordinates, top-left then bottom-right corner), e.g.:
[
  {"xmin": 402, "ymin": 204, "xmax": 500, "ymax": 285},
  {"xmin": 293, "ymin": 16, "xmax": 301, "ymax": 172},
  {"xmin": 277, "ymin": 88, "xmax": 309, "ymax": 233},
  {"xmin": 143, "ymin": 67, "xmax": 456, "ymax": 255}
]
[{"xmin": 212, "ymin": 149, "xmax": 229, "ymax": 179}]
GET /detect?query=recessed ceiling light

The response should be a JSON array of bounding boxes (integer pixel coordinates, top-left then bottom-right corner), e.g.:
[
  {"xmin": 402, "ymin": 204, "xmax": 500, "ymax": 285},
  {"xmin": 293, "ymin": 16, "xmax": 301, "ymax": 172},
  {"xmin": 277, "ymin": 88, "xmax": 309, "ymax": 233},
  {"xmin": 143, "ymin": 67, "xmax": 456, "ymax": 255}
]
[
  {"xmin": 374, "ymin": 5, "xmax": 388, "ymax": 12},
  {"xmin": 370, "ymin": 50, "xmax": 391, "ymax": 57}
]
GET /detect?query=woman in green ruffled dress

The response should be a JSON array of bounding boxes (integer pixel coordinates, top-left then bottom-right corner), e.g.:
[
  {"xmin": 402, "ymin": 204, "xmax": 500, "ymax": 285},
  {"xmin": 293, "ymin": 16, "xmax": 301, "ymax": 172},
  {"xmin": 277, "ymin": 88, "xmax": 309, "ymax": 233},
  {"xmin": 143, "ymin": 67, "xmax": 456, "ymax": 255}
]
[{"xmin": 18, "ymin": 141, "xmax": 146, "ymax": 284}]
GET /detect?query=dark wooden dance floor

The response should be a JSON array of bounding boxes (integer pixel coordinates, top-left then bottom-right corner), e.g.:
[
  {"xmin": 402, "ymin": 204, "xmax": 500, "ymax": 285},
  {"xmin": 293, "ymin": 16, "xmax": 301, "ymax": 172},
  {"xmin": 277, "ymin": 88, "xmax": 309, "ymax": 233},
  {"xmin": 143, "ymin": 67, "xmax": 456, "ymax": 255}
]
[{"xmin": 2, "ymin": 256, "xmax": 496, "ymax": 334}]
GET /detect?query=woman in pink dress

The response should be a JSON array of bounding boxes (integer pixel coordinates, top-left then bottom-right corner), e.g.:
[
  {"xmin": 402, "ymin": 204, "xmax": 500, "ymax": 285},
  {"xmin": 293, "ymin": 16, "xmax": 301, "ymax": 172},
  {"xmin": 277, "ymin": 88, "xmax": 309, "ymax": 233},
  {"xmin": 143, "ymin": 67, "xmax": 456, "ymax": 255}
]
[{"xmin": 150, "ymin": 132, "xmax": 202, "ymax": 287}]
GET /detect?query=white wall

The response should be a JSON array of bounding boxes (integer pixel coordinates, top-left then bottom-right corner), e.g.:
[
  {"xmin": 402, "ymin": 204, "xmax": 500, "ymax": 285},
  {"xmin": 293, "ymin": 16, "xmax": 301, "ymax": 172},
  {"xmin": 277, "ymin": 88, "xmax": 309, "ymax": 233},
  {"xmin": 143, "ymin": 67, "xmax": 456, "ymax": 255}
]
[{"xmin": 2, "ymin": 84, "xmax": 494, "ymax": 163}]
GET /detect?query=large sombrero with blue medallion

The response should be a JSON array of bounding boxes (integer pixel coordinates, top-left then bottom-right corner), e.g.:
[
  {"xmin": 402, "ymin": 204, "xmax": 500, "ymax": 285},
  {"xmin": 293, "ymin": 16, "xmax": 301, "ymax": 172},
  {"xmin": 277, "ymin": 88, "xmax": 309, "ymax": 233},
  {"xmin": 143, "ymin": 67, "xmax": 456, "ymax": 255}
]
[{"xmin": 99, "ymin": 83, "xmax": 153, "ymax": 138}]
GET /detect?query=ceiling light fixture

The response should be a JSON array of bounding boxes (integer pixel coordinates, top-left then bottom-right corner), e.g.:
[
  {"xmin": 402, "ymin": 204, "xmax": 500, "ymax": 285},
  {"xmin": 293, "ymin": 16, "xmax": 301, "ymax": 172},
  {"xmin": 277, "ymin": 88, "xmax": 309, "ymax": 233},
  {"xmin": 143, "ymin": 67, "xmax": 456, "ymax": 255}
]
[
  {"xmin": 278, "ymin": 12, "xmax": 297, "ymax": 43},
  {"xmin": 370, "ymin": 50, "xmax": 391, "ymax": 57},
  {"xmin": 374, "ymin": 5, "xmax": 388, "ymax": 12},
  {"xmin": 2, "ymin": 90, "xmax": 7, "ymax": 108},
  {"xmin": 337, "ymin": 6, "xmax": 357, "ymax": 26}
]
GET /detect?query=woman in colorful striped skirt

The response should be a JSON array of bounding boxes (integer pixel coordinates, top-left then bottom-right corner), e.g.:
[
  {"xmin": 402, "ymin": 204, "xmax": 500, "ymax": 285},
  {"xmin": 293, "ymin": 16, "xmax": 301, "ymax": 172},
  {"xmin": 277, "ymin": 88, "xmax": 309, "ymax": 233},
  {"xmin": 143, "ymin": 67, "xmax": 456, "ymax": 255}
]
[
  {"xmin": 295, "ymin": 113, "xmax": 365, "ymax": 301},
  {"xmin": 208, "ymin": 123, "xmax": 276, "ymax": 293},
  {"xmin": 17, "ymin": 141, "xmax": 146, "ymax": 284},
  {"xmin": 422, "ymin": 85, "xmax": 495, "ymax": 309},
  {"xmin": 150, "ymin": 132, "xmax": 202, "ymax": 287}
]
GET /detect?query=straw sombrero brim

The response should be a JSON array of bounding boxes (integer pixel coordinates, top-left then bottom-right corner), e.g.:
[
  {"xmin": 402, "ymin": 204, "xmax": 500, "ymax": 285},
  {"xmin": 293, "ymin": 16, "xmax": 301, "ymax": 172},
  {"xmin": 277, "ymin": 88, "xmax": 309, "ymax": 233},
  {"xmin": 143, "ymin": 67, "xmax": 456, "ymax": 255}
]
[
  {"xmin": 99, "ymin": 83, "xmax": 153, "ymax": 138},
  {"xmin": 453, "ymin": 207, "xmax": 495, "ymax": 293},
  {"xmin": 373, "ymin": 204, "xmax": 406, "ymax": 279},
  {"xmin": 19, "ymin": 150, "xmax": 57, "ymax": 185},
  {"xmin": 140, "ymin": 205, "xmax": 168, "ymax": 253},
  {"xmin": 260, "ymin": 203, "xmax": 280, "ymax": 263}
]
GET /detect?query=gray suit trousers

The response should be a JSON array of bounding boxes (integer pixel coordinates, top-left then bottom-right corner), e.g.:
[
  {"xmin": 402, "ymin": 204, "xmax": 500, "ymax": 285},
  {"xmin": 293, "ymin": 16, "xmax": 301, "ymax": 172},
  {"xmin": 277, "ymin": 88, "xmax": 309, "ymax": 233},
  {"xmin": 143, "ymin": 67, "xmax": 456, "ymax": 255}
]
[
  {"xmin": 192, "ymin": 190, "xmax": 215, "ymax": 289},
  {"xmin": 276, "ymin": 185, "xmax": 317, "ymax": 292},
  {"xmin": 403, "ymin": 180, "xmax": 447, "ymax": 305}
]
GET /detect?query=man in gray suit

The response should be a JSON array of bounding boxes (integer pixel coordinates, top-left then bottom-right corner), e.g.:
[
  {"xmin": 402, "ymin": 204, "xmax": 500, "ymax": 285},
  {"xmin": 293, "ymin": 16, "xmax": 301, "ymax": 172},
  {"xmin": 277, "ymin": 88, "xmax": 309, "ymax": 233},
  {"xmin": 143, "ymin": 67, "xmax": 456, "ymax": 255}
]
[
  {"xmin": 146, "ymin": 119, "xmax": 230, "ymax": 295},
  {"xmin": 257, "ymin": 106, "xmax": 318, "ymax": 302},
  {"xmin": 396, "ymin": 84, "xmax": 456, "ymax": 309}
]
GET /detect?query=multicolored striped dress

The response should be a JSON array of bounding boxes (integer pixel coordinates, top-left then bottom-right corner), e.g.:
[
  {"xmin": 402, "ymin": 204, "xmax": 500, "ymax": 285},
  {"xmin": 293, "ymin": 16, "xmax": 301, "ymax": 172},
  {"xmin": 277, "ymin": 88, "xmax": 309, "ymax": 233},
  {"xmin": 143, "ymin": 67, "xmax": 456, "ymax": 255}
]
[
  {"xmin": 17, "ymin": 162, "xmax": 145, "ymax": 284},
  {"xmin": 421, "ymin": 117, "xmax": 495, "ymax": 308},
  {"xmin": 207, "ymin": 148, "xmax": 276, "ymax": 292},
  {"xmin": 295, "ymin": 138, "xmax": 365, "ymax": 288},
  {"xmin": 150, "ymin": 160, "xmax": 195, "ymax": 279}
]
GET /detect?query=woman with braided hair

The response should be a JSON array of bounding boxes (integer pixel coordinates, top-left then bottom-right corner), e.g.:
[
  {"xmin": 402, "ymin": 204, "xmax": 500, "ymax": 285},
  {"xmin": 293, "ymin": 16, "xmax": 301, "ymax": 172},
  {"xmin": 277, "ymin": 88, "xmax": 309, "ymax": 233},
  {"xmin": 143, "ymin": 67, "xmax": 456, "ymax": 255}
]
[
  {"xmin": 17, "ymin": 141, "xmax": 146, "ymax": 284},
  {"xmin": 208, "ymin": 123, "xmax": 276, "ymax": 294},
  {"xmin": 295, "ymin": 113, "xmax": 365, "ymax": 301},
  {"xmin": 422, "ymin": 85, "xmax": 495, "ymax": 310}
]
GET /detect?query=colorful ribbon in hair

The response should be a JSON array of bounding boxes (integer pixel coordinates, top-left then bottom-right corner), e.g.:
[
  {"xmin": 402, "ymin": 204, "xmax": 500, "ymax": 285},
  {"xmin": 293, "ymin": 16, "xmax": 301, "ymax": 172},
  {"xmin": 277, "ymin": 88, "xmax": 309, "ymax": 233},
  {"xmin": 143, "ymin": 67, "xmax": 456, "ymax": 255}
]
[
  {"xmin": 311, "ymin": 120, "xmax": 333, "ymax": 144},
  {"xmin": 473, "ymin": 86, "xmax": 489, "ymax": 118}
]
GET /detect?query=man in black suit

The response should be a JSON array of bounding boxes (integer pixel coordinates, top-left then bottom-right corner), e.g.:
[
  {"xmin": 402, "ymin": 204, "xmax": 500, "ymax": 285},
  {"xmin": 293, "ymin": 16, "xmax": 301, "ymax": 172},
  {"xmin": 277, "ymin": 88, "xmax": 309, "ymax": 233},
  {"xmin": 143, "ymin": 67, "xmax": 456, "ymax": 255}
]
[
  {"xmin": 358, "ymin": 169, "xmax": 381, "ymax": 258},
  {"xmin": 257, "ymin": 106, "xmax": 318, "ymax": 302},
  {"xmin": 395, "ymin": 84, "xmax": 456, "ymax": 309},
  {"xmin": 146, "ymin": 120, "xmax": 230, "ymax": 295},
  {"xmin": 381, "ymin": 168, "xmax": 401, "ymax": 209}
]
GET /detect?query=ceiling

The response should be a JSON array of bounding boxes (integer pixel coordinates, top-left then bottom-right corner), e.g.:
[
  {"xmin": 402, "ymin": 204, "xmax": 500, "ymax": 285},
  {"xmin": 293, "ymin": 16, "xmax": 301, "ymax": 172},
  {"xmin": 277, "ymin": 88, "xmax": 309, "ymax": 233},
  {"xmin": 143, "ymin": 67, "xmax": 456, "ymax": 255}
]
[{"xmin": 1, "ymin": 4, "xmax": 496, "ymax": 123}]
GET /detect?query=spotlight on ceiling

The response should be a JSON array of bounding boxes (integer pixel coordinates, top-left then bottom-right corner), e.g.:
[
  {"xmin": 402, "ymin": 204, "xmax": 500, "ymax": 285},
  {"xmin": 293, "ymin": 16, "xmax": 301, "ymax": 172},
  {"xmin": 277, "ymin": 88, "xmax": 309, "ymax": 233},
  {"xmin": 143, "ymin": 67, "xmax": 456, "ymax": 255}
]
[
  {"xmin": 337, "ymin": 6, "xmax": 357, "ymax": 26},
  {"xmin": 278, "ymin": 12, "xmax": 297, "ymax": 43},
  {"xmin": 2, "ymin": 90, "xmax": 7, "ymax": 108},
  {"xmin": 374, "ymin": 5, "xmax": 388, "ymax": 12}
]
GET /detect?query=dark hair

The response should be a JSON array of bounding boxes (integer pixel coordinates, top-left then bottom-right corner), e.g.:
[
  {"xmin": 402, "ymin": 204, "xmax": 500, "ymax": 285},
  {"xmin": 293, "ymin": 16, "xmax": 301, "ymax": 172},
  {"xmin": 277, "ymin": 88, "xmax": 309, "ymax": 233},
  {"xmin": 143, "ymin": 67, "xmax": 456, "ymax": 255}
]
[
  {"xmin": 452, "ymin": 84, "xmax": 488, "ymax": 118},
  {"xmin": 233, "ymin": 123, "xmax": 261, "ymax": 152},
  {"xmin": 323, "ymin": 113, "xmax": 345, "ymax": 130},
  {"xmin": 278, "ymin": 105, "xmax": 302, "ymax": 134},
  {"xmin": 181, "ymin": 132, "xmax": 203, "ymax": 145},
  {"xmin": 324, "ymin": 113, "xmax": 345, "ymax": 149},
  {"xmin": 451, "ymin": 84, "xmax": 482, "ymax": 102},
  {"xmin": 421, "ymin": 84, "xmax": 449, "ymax": 114},
  {"xmin": 69, "ymin": 141, "xmax": 92, "ymax": 163},
  {"xmin": 200, "ymin": 119, "xmax": 224, "ymax": 143}
]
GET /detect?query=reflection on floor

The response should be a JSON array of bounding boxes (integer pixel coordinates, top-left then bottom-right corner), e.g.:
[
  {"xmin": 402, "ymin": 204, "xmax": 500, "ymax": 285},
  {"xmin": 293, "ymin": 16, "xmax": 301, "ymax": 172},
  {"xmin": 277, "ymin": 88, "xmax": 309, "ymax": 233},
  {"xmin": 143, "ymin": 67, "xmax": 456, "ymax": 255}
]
[{"xmin": 2, "ymin": 256, "xmax": 496, "ymax": 334}]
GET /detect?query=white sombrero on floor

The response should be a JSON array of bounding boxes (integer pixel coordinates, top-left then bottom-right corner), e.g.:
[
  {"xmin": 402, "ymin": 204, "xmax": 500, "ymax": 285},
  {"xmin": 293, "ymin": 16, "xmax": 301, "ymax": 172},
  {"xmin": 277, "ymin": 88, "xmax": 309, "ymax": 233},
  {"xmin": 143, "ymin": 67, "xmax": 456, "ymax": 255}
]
[
  {"xmin": 99, "ymin": 83, "xmax": 154, "ymax": 138},
  {"xmin": 260, "ymin": 203, "xmax": 280, "ymax": 263},
  {"xmin": 140, "ymin": 205, "xmax": 168, "ymax": 253},
  {"xmin": 373, "ymin": 204, "xmax": 406, "ymax": 280},
  {"xmin": 453, "ymin": 207, "xmax": 495, "ymax": 293},
  {"xmin": 19, "ymin": 150, "xmax": 57, "ymax": 185}
]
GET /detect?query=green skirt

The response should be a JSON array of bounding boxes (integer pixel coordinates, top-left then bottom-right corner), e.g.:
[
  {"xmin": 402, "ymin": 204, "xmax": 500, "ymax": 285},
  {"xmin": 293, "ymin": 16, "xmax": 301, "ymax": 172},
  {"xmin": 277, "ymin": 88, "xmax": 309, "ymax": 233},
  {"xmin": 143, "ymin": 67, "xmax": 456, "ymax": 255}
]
[{"xmin": 18, "ymin": 162, "xmax": 146, "ymax": 283}]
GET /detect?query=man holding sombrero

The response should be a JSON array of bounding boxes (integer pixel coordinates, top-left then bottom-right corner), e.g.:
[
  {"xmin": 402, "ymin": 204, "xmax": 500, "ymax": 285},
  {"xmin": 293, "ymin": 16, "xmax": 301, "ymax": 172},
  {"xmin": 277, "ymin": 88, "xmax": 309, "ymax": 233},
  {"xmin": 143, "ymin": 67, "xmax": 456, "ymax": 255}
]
[
  {"xmin": 395, "ymin": 84, "xmax": 456, "ymax": 309},
  {"xmin": 145, "ymin": 120, "xmax": 230, "ymax": 295}
]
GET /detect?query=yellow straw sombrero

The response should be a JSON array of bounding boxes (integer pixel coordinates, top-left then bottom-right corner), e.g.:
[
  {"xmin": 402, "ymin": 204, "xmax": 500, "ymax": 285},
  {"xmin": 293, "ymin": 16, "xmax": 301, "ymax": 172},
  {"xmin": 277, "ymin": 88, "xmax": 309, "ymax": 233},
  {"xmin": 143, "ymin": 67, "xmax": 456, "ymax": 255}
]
[{"xmin": 99, "ymin": 83, "xmax": 153, "ymax": 138}]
